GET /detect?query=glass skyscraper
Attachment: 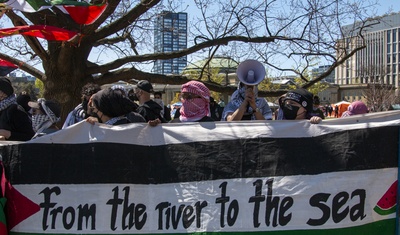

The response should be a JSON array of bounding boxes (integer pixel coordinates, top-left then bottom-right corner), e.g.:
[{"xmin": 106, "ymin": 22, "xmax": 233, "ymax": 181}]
[{"xmin": 153, "ymin": 11, "xmax": 188, "ymax": 75}]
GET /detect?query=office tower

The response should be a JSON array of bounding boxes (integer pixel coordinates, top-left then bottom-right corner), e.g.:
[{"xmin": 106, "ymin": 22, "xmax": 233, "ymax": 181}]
[
  {"xmin": 336, "ymin": 13, "xmax": 400, "ymax": 99},
  {"xmin": 154, "ymin": 11, "xmax": 187, "ymax": 75},
  {"xmin": 312, "ymin": 65, "xmax": 335, "ymax": 83}
]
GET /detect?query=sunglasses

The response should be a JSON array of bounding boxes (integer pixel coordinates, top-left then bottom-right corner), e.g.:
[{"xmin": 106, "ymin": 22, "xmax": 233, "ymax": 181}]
[{"xmin": 180, "ymin": 93, "xmax": 201, "ymax": 100}]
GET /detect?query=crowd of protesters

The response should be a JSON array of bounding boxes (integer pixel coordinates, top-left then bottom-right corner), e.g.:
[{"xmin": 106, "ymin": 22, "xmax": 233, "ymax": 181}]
[{"xmin": 0, "ymin": 73, "xmax": 373, "ymax": 141}]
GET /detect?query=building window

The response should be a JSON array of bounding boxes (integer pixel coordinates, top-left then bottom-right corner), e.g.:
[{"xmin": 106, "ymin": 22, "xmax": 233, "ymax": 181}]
[
  {"xmin": 387, "ymin": 30, "xmax": 391, "ymax": 43},
  {"xmin": 393, "ymin": 29, "xmax": 397, "ymax": 42},
  {"xmin": 179, "ymin": 14, "xmax": 187, "ymax": 20}
]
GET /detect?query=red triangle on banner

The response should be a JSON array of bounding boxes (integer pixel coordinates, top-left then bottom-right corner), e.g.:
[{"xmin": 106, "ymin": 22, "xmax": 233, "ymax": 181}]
[{"xmin": 5, "ymin": 183, "xmax": 40, "ymax": 230}]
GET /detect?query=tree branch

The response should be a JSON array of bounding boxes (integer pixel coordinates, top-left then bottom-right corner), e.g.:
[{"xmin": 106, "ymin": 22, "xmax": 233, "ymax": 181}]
[
  {"xmin": 93, "ymin": 66, "xmax": 287, "ymax": 97},
  {"xmin": 88, "ymin": 35, "xmax": 276, "ymax": 74},
  {"xmin": 89, "ymin": 0, "xmax": 161, "ymax": 42},
  {"xmin": 0, "ymin": 52, "xmax": 45, "ymax": 80},
  {"xmin": 5, "ymin": 10, "xmax": 49, "ymax": 61}
]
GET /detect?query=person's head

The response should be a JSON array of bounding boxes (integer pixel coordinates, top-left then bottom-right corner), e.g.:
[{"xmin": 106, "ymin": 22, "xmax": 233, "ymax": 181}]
[
  {"xmin": 81, "ymin": 83, "xmax": 101, "ymax": 114},
  {"xmin": 90, "ymin": 88, "xmax": 136, "ymax": 122},
  {"xmin": 210, "ymin": 97, "xmax": 216, "ymax": 106},
  {"xmin": 0, "ymin": 77, "xmax": 14, "ymax": 101},
  {"xmin": 152, "ymin": 91, "xmax": 164, "ymax": 109},
  {"xmin": 134, "ymin": 80, "xmax": 153, "ymax": 103},
  {"xmin": 154, "ymin": 92, "xmax": 162, "ymax": 100},
  {"xmin": 17, "ymin": 93, "xmax": 31, "ymax": 113},
  {"xmin": 179, "ymin": 80, "xmax": 210, "ymax": 121},
  {"xmin": 279, "ymin": 88, "xmax": 313, "ymax": 120},
  {"xmin": 28, "ymin": 98, "xmax": 61, "ymax": 131},
  {"xmin": 347, "ymin": 101, "xmax": 369, "ymax": 116},
  {"xmin": 313, "ymin": 96, "xmax": 320, "ymax": 109}
]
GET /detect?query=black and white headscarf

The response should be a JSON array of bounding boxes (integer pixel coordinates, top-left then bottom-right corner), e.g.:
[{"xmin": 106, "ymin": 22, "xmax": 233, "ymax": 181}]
[
  {"xmin": 32, "ymin": 98, "xmax": 60, "ymax": 134},
  {"xmin": 221, "ymin": 82, "xmax": 272, "ymax": 120}
]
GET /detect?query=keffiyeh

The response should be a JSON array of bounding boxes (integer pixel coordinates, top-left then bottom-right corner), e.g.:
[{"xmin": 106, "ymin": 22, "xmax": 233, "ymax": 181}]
[
  {"xmin": 221, "ymin": 83, "xmax": 272, "ymax": 120},
  {"xmin": 0, "ymin": 95, "xmax": 16, "ymax": 112}
]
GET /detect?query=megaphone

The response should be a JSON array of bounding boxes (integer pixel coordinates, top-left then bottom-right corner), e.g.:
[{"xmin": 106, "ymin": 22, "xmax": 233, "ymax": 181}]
[{"xmin": 236, "ymin": 60, "xmax": 266, "ymax": 86}]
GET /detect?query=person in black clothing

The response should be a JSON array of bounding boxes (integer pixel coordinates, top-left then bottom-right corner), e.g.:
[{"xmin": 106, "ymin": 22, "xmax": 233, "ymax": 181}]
[
  {"xmin": 154, "ymin": 91, "xmax": 171, "ymax": 122},
  {"xmin": 134, "ymin": 80, "xmax": 166, "ymax": 126},
  {"xmin": 309, "ymin": 96, "xmax": 325, "ymax": 119},
  {"xmin": 170, "ymin": 80, "xmax": 214, "ymax": 123},
  {"xmin": 209, "ymin": 97, "xmax": 221, "ymax": 121},
  {"xmin": 87, "ymin": 87, "xmax": 141, "ymax": 125},
  {"xmin": 16, "ymin": 91, "xmax": 32, "ymax": 116},
  {"xmin": 334, "ymin": 105, "xmax": 339, "ymax": 118},
  {"xmin": 0, "ymin": 77, "xmax": 34, "ymax": 140}
]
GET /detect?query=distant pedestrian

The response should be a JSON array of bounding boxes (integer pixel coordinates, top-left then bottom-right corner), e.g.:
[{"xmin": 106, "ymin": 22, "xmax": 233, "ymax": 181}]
[
  {"xmin": 334, "ymin": 105, "xmax": 339, "ymax": 118},
  {"xmin": 153, "ymin": 91, "xmax": 171, "ymax": 122},
  {"xmin": 209, "ymin": 97, "xmax": 221, "ymax": 121},
  {"xmin": 218, "ymin": 99, "xmax": 225, "ymax": 108},
  {"xmin": 309, "ymin": 96, "xmax": 325, "ymax": 119},
  {"xmin": 324, "ymin": 105, "xmax": 329, "ymax": 117}
]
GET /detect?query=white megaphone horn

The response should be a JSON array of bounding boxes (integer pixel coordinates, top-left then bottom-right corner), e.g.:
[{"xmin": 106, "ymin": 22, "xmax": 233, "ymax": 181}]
[{"xmin": 236, "ymin": 60, "xmax": 266, "ymax": 86}]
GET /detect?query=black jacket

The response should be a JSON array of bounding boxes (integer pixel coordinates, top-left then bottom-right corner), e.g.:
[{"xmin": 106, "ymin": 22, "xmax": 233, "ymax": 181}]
[
  {"xmin": 0, "ymin": 104, "xmax": 34, "ymax": 141},
  {"xmin": 137, "ymin": 100, "xmax": 167, "ymax": 122}
]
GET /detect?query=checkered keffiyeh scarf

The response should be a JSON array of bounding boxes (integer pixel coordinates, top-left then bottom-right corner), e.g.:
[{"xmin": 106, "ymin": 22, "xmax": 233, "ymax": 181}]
[
  {"xmin": 179, "ymin": 81, "xmax": 210, "ymax": 122},
  {"xmin": 37, "ymin": 98, "xmax": 60, "ymax": 124},
  {"xmin": 181, "ymin": 81, "xmax": 210, "ymax": 101},
  {"xmin": 32, "ymin": 98, "xmax": 60, "ymax": 134},
  {"xmin": 0, "ymin": 95, "xmax": 17, "ymax": 112}
]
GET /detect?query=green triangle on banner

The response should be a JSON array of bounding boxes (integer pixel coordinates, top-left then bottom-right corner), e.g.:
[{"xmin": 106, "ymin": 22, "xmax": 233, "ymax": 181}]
[{"xmin": 0, "ymin": 197, "xmax": 7, "ymax": 234}]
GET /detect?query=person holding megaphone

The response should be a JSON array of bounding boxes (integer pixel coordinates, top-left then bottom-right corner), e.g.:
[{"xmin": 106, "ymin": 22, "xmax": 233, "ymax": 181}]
[{"xmin": 221, "ymin": 60, "xmax": 272, "ymax": 121}]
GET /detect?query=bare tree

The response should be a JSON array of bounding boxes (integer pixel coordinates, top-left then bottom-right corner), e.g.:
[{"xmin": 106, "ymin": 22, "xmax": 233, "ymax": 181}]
[
  {"xmin": 364, "ymin": 83, "xmax": 396, "ymax": 112},
  {"xmin": 0, "ymin": 0, "xmax": 384, "ymax": 120},
  {"xmin": 361, "ymin": 65, "xmax": 396, "ymax": 112}
]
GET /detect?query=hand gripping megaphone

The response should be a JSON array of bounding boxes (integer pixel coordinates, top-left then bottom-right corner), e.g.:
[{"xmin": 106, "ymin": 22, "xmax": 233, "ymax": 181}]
[{"xmin": 236, "ymin": 60, "xmax": 266, "ymax": 85}]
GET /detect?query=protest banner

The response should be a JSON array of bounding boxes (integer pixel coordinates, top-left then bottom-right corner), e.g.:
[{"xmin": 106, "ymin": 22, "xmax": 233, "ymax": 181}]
[{"xmin": 0, "ymin": 110, "xmax": 399, "ymax": 235}]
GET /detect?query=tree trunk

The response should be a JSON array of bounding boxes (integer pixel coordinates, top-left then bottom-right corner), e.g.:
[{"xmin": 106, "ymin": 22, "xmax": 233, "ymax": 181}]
[{"xmin": 42, "ymin": 44, "xmax": 95, "ymax": 126}]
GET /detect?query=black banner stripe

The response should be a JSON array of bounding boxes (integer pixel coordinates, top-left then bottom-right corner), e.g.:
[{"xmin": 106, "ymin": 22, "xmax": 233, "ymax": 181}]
[{"xmin": 1, "ymin": 126, "xmax": 398, "ymax": 184}]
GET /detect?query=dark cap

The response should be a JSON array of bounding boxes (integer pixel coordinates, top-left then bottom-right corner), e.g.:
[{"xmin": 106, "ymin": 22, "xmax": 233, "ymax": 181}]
[
  {"xmin": 28, "ymin": 99, "xmax": 61, "ymax": 118},
  {"xmin": 136, "ymin": 80, "xmax": 153, "ymax": 93},
  {"xmin": 0, "ymin": 77, "xmax": 14, "ymax": 97},
  {"xmin": 282, "ymin": 88, "xmax": 313, "ymax": 113}
]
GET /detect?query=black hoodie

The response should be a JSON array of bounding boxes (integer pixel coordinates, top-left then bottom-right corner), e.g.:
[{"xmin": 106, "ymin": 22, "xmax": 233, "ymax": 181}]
[{"xmin": 136, "ymin": 100, "xmax": 167, "ymax": 122}]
